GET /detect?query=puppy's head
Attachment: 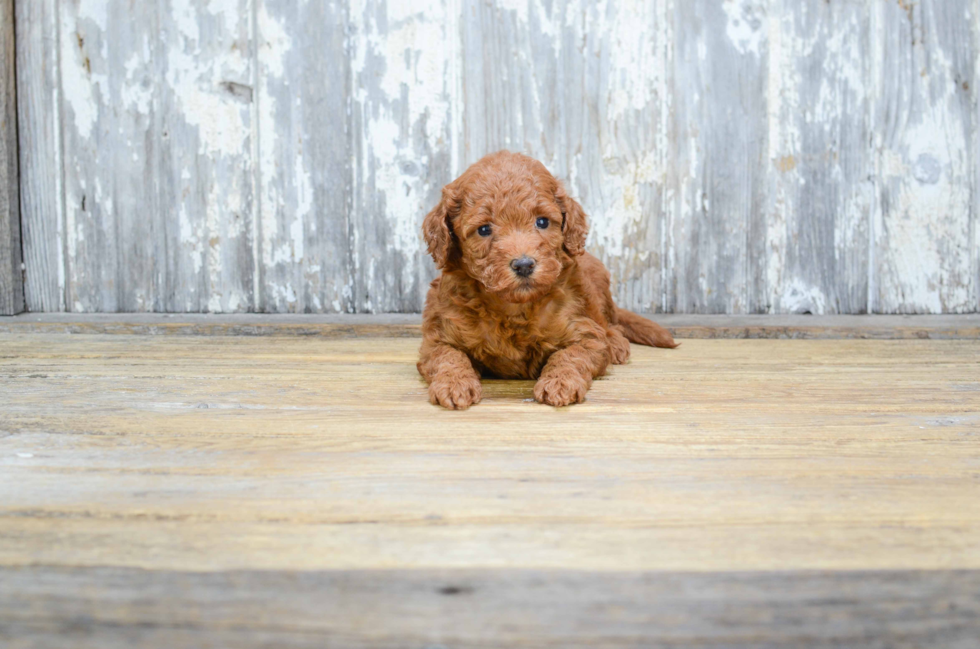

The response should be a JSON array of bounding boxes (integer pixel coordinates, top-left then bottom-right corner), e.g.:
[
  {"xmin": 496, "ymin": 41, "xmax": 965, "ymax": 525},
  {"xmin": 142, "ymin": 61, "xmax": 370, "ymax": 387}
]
[{"xmin": 423, "ymin": 151, "xmax": 588, "ymax": 303}]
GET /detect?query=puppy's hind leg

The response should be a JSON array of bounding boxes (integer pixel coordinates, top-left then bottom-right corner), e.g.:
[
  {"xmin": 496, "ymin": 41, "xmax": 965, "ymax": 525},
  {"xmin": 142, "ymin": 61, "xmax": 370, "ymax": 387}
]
[{"xmin": 607, "ymin": 326, "xmax": 631, "ymax": 365}]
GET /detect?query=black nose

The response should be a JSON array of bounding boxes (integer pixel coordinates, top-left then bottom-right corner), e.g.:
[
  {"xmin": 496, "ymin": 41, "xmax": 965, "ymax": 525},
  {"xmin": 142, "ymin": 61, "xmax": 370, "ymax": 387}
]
[{"xmin": 510, "ymin": 256, "xmax": 536, "ymax": 278}]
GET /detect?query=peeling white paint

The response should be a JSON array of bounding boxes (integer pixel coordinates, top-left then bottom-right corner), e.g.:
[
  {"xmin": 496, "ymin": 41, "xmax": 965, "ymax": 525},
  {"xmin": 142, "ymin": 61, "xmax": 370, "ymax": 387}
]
[
  {"xmin": 592, "ymin": 151, "xmax": 659, "ymax": 259},
  {"xmin": 879, "ymin": 109, "xmax": 971, "ymax": 312},
  {"xmin": 351, "ymin": 0, "xmax": 455, "ymax": 309},
  {"xmin": 871, "ymin": 5, "xmax": 973, "ymax": 314},
  {"xmin": 121, "ymin": 52, "xmax": 153, "ymax": 115},
  {"xmin": 33, "ymin": 0, "xmax": 980, "ymax": 315},
  {"xmin": 60, "ymin": 10, "xmax": 106, "ymax": 141},
  {"xmin": 256, "ymin": 3, "xmax": 292, "ymax": 78},
  {"xmin": 77, "ymin": 0, "xmax": 108, "ymax": 30},
  {"xmin": 166, "ymin": 0, "xmax": 251, "ymax": 158},
  {"xmin": 722, "ymin": 0, "xmax": 767, "ymax": 57},
  {"xmin": 256, "ymin": 0, "xmax": 318, "ymax": 311},
  {"xmin": 289, "ymin": 215, "xmax": 305, "ymax": 263},
  {"xmin": 765, "ymin": 1, "xmax": 799, "ymax": 311},
  {"xmin": 778, "ymin": 278, "xmax": 829, "ymax": 314},
  {"xmin": 294, "ymin": 153, "xmax": 313, "ymax": 224},
  {"xmin": 603, "ymin": 0, "xmax": 662, "ymax": 121},
  {"xmin": 178, "ymin": 204, "xmax": 204, "ymax": 275},
  {"xmin": 257, "ymin": 3, "xmax": 284, "ymax": 277},
  {"xmin": 493, "ymin": 0, "xmax": 528, "ymax": 25}
]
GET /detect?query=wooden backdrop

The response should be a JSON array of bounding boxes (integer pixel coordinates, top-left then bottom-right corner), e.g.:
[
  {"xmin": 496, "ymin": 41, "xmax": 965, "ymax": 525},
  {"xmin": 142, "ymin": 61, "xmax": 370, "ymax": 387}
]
[{"xmin": 12, "ymin": 0, "xmax": 980, "ymax": 315}]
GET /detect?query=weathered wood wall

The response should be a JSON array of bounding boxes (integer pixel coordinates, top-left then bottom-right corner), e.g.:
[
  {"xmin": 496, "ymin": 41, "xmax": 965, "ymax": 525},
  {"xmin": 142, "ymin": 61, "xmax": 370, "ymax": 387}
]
[
  {"xmin": 14, "ymin": 0, "xmax": 980, "ymax": 314},
  {"xmin": 0, "ymin": 0, "xmax": 23, "ymax": 315}
]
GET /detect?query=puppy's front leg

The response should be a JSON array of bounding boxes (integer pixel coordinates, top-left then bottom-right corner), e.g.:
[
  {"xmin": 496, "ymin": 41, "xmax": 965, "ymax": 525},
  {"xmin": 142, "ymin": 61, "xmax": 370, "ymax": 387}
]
[
  {"xmin": 534, "ymin": 337, "xmax": 609, "ymax": 407},
  {"xmin": 418, "ymin": 343, "xmax": 482, "ymax": 410}
]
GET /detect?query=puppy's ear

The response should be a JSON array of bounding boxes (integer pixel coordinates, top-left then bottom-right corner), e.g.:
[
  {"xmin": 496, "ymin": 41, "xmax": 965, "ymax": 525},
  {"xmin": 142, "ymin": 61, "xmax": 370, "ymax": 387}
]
[
  {"xmin": 555, "ymin": 182, "xmax": 589, "ymax": 256},
  {"xmin": 422, "ymin": 183, "xmax": 462, "ymax": 269}
]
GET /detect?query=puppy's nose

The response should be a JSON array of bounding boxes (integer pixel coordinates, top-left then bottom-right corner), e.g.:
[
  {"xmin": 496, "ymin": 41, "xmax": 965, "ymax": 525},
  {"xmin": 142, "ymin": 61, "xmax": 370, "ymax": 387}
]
[{"xmin": 510, "ymin": 256, "xmax": 536, "ymax": 278}]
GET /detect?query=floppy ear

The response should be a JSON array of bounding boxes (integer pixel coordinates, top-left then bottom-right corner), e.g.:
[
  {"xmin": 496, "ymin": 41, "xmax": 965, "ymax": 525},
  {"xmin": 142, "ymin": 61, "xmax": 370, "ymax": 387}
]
[
  {"xmin": 422, "ymin": 183, "xmax": 462, "ymax": 269},
  {"xmin": 555, "ymin": 182, "xmax": 589, "ymax": 256}
]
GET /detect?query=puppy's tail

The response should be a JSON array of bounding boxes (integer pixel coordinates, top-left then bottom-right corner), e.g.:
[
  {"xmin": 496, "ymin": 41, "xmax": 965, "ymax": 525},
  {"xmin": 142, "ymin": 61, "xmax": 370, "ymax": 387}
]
[{"xmin": 615, "ymin": 308, "xmax": 679, "ymax": 349}]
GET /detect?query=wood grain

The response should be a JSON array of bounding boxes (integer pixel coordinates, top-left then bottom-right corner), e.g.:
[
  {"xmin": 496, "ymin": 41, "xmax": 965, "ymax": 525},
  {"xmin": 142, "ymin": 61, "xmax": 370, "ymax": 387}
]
[
  {"xmin": 766, "ymin": 1, "xmax": 873, "ymax": 315},
  {"xmin": 155, "ymin": 0, "xmax": 257, "ymax": 313},
  {"xmin": 2, "ymin": 567, "xmax": 979, "ymax": 648},
  {"xmin": 15, "ymin": 0, "xmax": 63, "ymax": 313},
  {"xmin": 667, "ymin": 0, "xmax": 769, "ymax": 314},
  {"xmin": 56, "ymin": 0, "xmax": 131, "ymax": 311},
  {"xmin": 256, "ymin": 0, "xmax": 352, "ymax": 314},
  {"xmin": 0, "ymin": 334, "xmax": 978, "ymax": 644},
  {"xmin": 0, "ymin": 0, "xmax": 22, "ymax": 316},
  {"xmin": 1, "ymin": 335, "xmax": 978, "ymax": 573}
]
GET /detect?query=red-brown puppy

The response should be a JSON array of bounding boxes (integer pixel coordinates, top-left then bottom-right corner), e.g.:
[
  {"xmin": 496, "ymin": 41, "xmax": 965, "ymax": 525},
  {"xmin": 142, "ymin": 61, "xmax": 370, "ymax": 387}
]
[{"xmin": 418, "ymin": 151, "xmax": 677, "ymax": 409}]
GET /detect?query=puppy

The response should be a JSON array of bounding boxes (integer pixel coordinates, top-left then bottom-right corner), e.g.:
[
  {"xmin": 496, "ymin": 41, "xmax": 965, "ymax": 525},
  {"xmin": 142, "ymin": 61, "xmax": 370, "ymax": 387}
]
[{"xmin": 418, "ymin": 151, "xmax": 677, "ymax": 409}]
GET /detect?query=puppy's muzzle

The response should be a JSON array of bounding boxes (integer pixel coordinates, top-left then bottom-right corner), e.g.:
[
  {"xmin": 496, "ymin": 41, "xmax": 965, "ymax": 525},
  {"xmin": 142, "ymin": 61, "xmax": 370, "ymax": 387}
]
[{"xmin": 510, "ymin": 256, "xmax": 536, "ymax": 278}]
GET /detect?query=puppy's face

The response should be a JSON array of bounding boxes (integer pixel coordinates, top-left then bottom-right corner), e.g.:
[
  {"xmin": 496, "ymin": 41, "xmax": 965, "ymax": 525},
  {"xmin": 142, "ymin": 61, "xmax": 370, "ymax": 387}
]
[
  {"xmin": 423, "ymin": 152, "xmax": 589, "ymax": 304},
  {"xmin": 455, "ymin": 182, "xmax": 567, "ymax": 303}
]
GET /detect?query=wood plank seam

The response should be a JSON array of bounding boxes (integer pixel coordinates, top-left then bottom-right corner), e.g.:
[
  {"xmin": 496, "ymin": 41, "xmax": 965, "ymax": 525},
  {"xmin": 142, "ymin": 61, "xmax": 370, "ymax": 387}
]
[{"xmin": 0, "ymin": 314, "xmax": 977, "ymax": 339}]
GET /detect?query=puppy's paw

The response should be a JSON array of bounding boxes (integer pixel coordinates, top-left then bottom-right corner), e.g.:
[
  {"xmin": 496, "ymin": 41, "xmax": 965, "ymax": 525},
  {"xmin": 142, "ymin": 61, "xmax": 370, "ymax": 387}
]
[
  {"xmin": 534, "ymin": 374, "xmax": 590, "ymax": 407},
  {"xmin": 429, "ymin": 375, "xmax": 482, "ymax": 410},
  {"xmin": 608, "ymin": 329, "xmax": 631, "ymax": 365}
]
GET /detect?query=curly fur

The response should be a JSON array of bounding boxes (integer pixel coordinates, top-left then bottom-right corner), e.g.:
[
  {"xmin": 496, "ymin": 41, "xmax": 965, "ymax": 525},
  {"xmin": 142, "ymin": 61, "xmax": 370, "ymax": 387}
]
[{"xmin": 418, "ymin": 151, "xmax": 677, "ymax": 409}]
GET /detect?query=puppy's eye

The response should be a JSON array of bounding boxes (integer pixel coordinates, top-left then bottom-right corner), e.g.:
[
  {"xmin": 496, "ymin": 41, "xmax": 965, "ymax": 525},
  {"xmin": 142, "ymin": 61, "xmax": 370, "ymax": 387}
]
[
  {"xmin": 535, "ymin": 217, "xmax": 550, "ymax": 230},
  {"xmin": 477, "ymin": 224, "xmax": 492, "ymax": 237}
]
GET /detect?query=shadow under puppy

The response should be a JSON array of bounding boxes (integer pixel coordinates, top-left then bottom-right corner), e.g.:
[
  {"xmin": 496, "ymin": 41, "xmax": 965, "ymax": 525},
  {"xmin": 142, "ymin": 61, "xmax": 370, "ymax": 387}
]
[{"xmin": 418, "ymin": 151, "xmax": 677, "ymax": 409}]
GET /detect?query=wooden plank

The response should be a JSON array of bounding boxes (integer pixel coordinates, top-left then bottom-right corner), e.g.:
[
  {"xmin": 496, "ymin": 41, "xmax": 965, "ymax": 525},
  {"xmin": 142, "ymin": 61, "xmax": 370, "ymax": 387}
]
[
  {"xmin": 155, "ymin": 0, "xmax": 256, "ymax": 313},
  {"xmin": 57, "ymin": 0, "xmax": 256, "ymax": 312},
  {"xmin": 667, "ymin": 0, "xmax": 769, "ymax": 314},
  {"xmin": 0, "ymin": 0, "xmax": 22, "ymax": 315},
  {"xmin": 580, "ymin": 0, "xmax": 669, "ymax": 314},
  {"xmin": 460, "ymin": 0, "xmax": 669, "ymax": 313},
  {"xmin": 0, "ymin": 336, "xmax": 978, "ymax": 573},
  {"xmin": 1, "ymin": 334, "xmax": 978, "ymax": 642},
  {"xmin": 348, "ymin": 0, "xmax": 459, "ymax": 313},
  {"xmin": 0, "ymin": 313, "xmax": 979, "ymax": 339},
  {"xmin": 766, "ymin": 1, "xmax": 873, "ymax": 314},
  {"xmin": 15, "ymin": 0, "xmax": 64, "ymax": 312},
  {"xmin": 1, "ymin": 566, "xmax": 978, "ymax": 648},
  {"xmin": 256, "ymin": 0, "xmax": 352, "ymax": 314},
  {"xmin": 973, "ymin": 0, "xmax": 980, "ymax": 316},
  {"xmin": 0, "ymin": 313, "xmax": 424, "ymax": 337},
  {"xmin": 58, "ymin": 0, "xmax": 146, "ymax": 311},
  {"xmin": 872, "ymin": 0, "xmax": 975, "ymax": 313}
]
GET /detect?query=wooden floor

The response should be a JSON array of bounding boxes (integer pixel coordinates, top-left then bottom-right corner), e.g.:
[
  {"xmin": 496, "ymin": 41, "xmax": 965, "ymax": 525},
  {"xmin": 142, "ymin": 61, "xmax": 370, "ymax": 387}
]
[{"xmin": 1, "ymin": 330, "xmax": 979, "ymax": 647}]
